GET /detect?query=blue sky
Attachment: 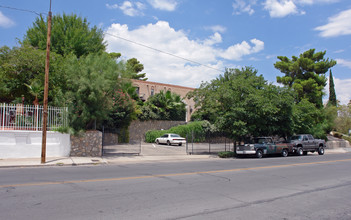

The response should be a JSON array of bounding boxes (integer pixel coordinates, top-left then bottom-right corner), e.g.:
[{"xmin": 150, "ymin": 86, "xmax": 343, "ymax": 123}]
[{"xmin": 1, "ymin": 0, "xmax": 351, "ymax": 104}]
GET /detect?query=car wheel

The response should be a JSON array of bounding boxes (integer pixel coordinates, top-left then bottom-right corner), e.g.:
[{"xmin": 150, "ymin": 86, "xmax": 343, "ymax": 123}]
[
  {"xmin": 178, "ymin": 143, "xmax": 182, "ymax": 146},
  {"xmin": 318, "ymin": 147, "xmax": 325, "ymax": 155},
  {"xmin": 256, "ymin": 149, "xmax": 263, "ymax": 158},
  {"xmin": 296, "ymin": 147, "xmax": 303, "ymax": 156},
  {"xmin": 281, "ymin": 149, "xmax": 288, "ymax": 157},
  {"xmin": 303, "ymin": 151, "xmax": 308, "ymax": 155},
  {"xmin": 167, "ymin": 140, "xmax": 171, "ymax": 146},
  {"xmin": 156, "ymin": 140, "xmax": 159, "ymax": 145}
]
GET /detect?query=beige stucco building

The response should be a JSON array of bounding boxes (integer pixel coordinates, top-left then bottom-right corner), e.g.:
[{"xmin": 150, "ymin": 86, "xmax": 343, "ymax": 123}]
[{"xmin": 131, "ymin": 79, "xmax": 196, "ymax": 122}]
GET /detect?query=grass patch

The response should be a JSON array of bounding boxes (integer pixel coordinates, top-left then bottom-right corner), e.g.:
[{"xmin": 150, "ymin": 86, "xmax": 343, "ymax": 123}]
[{"xmin": 218, "ymin": 151, "xmax": 235, "ymax": 158}]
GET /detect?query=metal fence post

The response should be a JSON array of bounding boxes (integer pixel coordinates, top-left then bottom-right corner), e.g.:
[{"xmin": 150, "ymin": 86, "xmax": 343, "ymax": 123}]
[
  {"xmin": 191, "ymin": 130, "xmax": 194, "ymax": 154},
  {"xmin": 208, "ymin": 132, "xmax": 211, "ymax": 154},
  {"xmin": 186, "ymin": 133, "xmax": 188, "ymax": 154},
  {"xmin": 1, "ymin": 103, "xmax": 5, "ymax": 130}
]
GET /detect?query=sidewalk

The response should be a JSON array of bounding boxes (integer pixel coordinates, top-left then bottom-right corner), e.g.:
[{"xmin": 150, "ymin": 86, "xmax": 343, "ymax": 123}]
[
  {"xmin": 0, "ymin": 148, "xmax": 350, "ymax": 168},
  {"xmin": 0, "ymin": 155, "xmax": 216, "ymax": 168}
]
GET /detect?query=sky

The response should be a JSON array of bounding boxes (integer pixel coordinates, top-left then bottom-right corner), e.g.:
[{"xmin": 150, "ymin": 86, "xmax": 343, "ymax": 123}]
[{"xmin": 1, "ymin": 0, "xmax": 351, "ymax": 104}]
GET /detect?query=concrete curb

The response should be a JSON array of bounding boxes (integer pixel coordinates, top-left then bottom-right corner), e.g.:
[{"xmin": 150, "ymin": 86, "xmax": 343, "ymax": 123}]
[{"xmin": 0, "ymin": 148, "xmax": 349, "ymax": 168}]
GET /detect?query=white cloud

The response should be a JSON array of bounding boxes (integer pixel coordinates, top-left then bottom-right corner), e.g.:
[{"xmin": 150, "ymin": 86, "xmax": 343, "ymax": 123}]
[
  {"xmin": 315, "ymin": 9, "xmax": 351, "ymax": 38},
  {"xmin": 204, "ymin": 25, "xmax": 227, "ymax": 33},
  {"xmin": 147, "ymin": 0, "xmax": 178, "ymax": 11},
  {"xmin": 336, "ymin": 59, "xmax": 351, "ymax": 69},
  {"xmin": 325, "ymin": 77, "xmax": 351, "ymax": 105},
  {"xmin": 106, "ymin": 1, "xmax": 145, "ymax": 17},
  {"xmin": 105, "ymin": 21, "xmax": 264, "ymax": 87},
  {"xmin": 0, "ymin": 11, "xmax": 15, "ymax": 28},
  {"xmin": 261, "ymin": 0, "xmax": 339, "ymax": 18},
  {"xmin": 263, "ymin": 0, "xmax": 298, "ymax": 18},
  {"xmin": 232, "ymin": 0, "xmax": 256, "ymax": 15},
  {"xmin": 203, "ymin": 32, "xmax": 222, "ymax": 46},
  {"xmin": 220, "ymin": 39, "xmax": 264, "ymax": 60},
  {"xmin": 296, "ymin": 0, "xmax": 339, "ymax": 5}
]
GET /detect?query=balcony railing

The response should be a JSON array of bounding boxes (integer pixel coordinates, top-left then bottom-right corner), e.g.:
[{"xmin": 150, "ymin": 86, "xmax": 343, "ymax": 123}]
[{"xmin": 0, "ymin": 103, "xmax": 68, "ymax": 131}]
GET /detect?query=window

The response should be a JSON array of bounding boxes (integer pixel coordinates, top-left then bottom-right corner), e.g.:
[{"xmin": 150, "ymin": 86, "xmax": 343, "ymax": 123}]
[
  {"xmin": 135, "ymin": 87, "xmax": 140, "ymax": 95},
  {"xmin": 151, "ymin": 87, "xmax": 154, "ymax": 96},
  {"xmin": 307, "ymin": 134, "xmax": 314, "ymax": 140}
]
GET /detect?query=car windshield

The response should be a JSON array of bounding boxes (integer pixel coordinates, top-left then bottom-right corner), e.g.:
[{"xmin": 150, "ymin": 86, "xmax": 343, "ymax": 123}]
[
  {"xmin": 170, "ymin": 134, "xmax": 180, "ymax": 137},
  {"xmin": 253, "ymin": 138, "xmax": 270, "ymax": 144},
  {"xmin": 290, "ymin": 135, "xmax": 302, "ymax": 141}
]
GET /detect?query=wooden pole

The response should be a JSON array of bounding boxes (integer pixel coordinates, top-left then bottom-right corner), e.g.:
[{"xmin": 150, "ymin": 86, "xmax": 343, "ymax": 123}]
[{"xmin": 41, "ymin": 2, "xmax": 52, "ymax": 164}]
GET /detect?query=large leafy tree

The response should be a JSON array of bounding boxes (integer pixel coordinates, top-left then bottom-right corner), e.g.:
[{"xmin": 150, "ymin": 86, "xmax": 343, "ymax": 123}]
[
  {"xmin": 24, "ymin": 13, "xmax": 106, "ymax": 58},
  {"xmin": 188, "ymin": 67, "xmax": 295, "ymax": 141},
  {"xmin": 62, "ymin": 52, "xmax": 132, "ymax": 131},
  {"xmin": 0, "ymin": 44, "xmax": 65, "ymax": 104},
  {"xmin": 275, "ymin": 49, "xmax": 336, "ymax": 108}
]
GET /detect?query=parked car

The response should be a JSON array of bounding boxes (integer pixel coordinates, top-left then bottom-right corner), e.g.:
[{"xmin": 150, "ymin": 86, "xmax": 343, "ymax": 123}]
[
  {"xmin": 236, "ymin": 137, "xmax": 294, "ymax": 158},
  {"xmin": 289, "ymin": 134, "xmax": 325, "ymax": 156},
  {"xmin": 155, "ymin": 133, "xmax": 186, "ymax": 146}
]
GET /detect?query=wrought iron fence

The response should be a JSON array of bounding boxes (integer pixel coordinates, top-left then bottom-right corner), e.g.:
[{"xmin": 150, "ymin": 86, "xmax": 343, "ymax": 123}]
[
  {"xmin": 0, "ymin": 103, "xmax": 68, "ymax": 131},
  {"xmin": 186, "ymin": 131, "xmax": 235, "ymax": 154}
]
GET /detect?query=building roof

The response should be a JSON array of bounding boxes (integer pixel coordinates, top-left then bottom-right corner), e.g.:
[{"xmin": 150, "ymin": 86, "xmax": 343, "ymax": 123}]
[{"xmin": 131, "ymin": 79, "xmax": 196, "ymax": 91}]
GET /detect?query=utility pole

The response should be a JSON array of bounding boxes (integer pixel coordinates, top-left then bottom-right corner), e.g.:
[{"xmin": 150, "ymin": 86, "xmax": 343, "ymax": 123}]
[{"xmin": 41, "ymin": 0, "xmax": 52, "ymax": 164}]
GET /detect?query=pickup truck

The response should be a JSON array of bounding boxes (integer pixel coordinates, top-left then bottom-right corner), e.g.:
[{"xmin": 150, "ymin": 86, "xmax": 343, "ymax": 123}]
[
  {"xmin": 236, "ymin": 137, "xmax": 293, "ymax": 158},
  {"xmin": 289, "ymin": 134, "xmax": 325, "ymax": 156}
]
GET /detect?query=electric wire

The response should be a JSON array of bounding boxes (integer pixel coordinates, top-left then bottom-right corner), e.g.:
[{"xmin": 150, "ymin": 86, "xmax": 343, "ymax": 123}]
[
  {"xmin": 1, "ymin": 4, "xmax": 224, "ymax": 74},
  {"xmin": 104, "ymin": 32, "xmax": 224, "ymax": 73},
  {"xmin": 0, "ymin": 5, "xmax": 46, "ymax": 16}
]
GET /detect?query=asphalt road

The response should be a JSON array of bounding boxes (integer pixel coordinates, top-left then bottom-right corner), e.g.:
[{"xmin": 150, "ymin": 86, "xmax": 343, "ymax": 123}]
[{"xmin": 1, "ymin": 153, "xmax": 351, "ymax": 220}]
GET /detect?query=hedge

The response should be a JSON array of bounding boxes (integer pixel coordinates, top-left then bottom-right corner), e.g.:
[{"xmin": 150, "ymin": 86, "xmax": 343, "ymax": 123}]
[{"xmin": 145, "ymin": 121, "xmax": 205, "ymax": 143}]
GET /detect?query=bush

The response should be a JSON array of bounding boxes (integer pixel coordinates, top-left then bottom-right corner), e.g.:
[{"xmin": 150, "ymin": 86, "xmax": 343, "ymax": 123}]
[
  {"xmin": 145, "ymin": 121, "xmax": 205, "ymax": 143},
  {"xmin": 218, "ymin": 151, "xmax": 235, "ymax": 158},
  {"xmin": 342, "ymin": 135, "xmax": 351, "ymax": 143}
]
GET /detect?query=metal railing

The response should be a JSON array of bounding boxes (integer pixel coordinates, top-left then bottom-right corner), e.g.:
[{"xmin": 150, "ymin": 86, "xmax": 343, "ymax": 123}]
[{"xmin": 0, "ymin": 103, "xmax": 68, "ymax": 131}]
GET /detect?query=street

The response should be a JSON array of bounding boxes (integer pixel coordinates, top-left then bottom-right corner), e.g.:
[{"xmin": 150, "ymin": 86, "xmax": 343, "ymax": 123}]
[{"xmin": 1, "ymin": 153, "xmax": 351, "ymax": 220}]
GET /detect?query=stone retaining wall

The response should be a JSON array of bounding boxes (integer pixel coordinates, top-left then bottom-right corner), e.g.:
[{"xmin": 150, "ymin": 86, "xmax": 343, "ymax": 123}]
[
  {"xmin": 128, "ymin": 120, "xmax": 186, "ymax": 143},
  {"xmin": 70, "ymin": 130, "xmax": 102, "ymax": 157}
]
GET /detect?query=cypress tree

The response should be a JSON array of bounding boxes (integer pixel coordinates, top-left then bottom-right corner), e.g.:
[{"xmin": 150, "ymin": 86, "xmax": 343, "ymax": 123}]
[{"xmin": 328, "ymin": 69, "xmax": 337, "ymax": 106}]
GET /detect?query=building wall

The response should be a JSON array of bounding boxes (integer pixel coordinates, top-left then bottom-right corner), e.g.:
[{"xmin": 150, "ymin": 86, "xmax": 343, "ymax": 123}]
[
  {"xmin": 0, "ymin": 131, "xmax": 70, "ymax": 159},
  {"xmin": 131, "ymin": 79, "xmax": 196, "ymax": 122}
]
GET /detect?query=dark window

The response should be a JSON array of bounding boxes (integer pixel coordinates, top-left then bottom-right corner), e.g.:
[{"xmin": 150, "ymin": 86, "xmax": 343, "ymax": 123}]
[
  {"xmin": 135, "ymin": 87, "xmax": 140, "ymax": 95},
  {"xmin": 151, "ymin": 87, "xmax": 154, "ymax": 96}
]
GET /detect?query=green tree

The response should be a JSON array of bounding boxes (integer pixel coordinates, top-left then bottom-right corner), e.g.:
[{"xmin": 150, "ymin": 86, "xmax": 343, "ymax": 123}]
[
  {"xmin": 275, "ymin": 49, "xmax": 336, "ymax": 108},
  {"xmin": 334, "ymin": 104, "xmax": 351, "ymax": 134},
  {"xmin": 24, "ymin": 13, "xmax": 106, "ymax": 58},
  {"xmin": 63, "ymin": 53, "xmax": 122, "ymax": 130},
  {"xmin": 188, "ymin": 67, "xmax": 295, "ymax": 141},
  {"xmin": 0, "ymin": 44, "xmax": 65, "ymax": 105},
  {"xmin": 138, "ymin": 90, "xmax": 186, "ymax": 121},
  {"xmin": 328, "ymin": 69, "xmax": 337, "ymax": 106}
]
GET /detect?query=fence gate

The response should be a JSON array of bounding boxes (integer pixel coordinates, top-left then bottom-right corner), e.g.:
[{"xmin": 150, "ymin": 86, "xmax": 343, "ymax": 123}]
[{"xmin": 102, "ymin": 130, "xmax": 141, "ymax": 156}]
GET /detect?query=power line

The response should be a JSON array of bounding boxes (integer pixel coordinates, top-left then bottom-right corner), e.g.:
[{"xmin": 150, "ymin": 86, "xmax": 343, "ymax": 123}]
[
  {"xmin": 104, "ymin": 32, "xmax": 224, "ymax": 73},
  {"xmin": 1, "ymin": 4, "xmax": 224, "ymax": 73},
  {"xmin": 0, "ymin": 5, "xmax": 46, "ymax": 16}
]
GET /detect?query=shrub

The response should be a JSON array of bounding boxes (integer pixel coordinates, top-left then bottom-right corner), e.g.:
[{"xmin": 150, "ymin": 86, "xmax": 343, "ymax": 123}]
[
  {"xmin": 342, "ymin": 135, "xmax": 351, "ymax": 143},
  {"xmin": 218, "ymin": 151, "xmax": 235, "ymax": 158}
]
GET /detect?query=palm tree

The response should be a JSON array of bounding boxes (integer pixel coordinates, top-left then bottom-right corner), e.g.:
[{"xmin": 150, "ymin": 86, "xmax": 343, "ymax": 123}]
[{"xmin": 24, "ymin": 81, "xmax": 43, "ymax": 105}]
